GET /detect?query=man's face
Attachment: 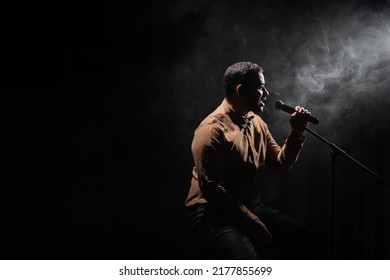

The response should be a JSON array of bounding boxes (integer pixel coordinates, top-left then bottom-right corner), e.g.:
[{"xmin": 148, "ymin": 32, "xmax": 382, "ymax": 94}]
[{"xmin": 245, "ymin": 72, "xmax": 269, "ymax": 113}]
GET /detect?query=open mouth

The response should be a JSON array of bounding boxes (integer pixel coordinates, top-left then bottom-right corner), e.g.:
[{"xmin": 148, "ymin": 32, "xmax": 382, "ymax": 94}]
[{"xmin": 259, "ymin": 98, "xmax": 267, "ymax": 106}]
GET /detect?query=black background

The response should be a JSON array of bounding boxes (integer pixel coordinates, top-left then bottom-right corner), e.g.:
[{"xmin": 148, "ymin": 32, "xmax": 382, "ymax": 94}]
[{"xmin": 3, "ymin": 0, "xmax": 390, "ymax": 259}]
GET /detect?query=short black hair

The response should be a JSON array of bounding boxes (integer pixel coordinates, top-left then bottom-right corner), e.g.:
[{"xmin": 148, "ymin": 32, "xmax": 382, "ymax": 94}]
[{"xmin": 223, "ymin": 61, "xmax": 263, "ymax": 97}]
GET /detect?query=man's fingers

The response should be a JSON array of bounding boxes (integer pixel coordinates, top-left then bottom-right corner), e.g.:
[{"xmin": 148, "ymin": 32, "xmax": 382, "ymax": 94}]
[{"xmin": 295, "ymin": 106, "xmax": 311, "ymax": 115}]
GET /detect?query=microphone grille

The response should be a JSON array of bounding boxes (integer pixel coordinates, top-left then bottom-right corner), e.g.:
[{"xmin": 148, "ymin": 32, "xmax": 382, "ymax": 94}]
[{"xmin": 275, "ymin": 100, "xmax": 284, "ymax": 110}]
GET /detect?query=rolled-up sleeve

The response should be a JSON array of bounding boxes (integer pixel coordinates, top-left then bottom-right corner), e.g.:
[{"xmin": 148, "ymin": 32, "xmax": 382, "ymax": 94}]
[{"xmin": 265, "ymin": 128, "xmax": 306, "ymax": 173}]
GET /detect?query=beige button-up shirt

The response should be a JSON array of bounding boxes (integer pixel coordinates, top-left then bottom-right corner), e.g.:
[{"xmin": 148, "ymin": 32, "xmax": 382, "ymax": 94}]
[{"xmin": 185, "ymin": 98, "xmax": 305, "ymax": 231}]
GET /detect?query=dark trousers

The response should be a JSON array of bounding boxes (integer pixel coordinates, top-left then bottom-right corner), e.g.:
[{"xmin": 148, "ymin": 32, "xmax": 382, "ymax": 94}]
[{"xmin": 186, "ymin": 198, "xmax": 320, "ymax": 260}]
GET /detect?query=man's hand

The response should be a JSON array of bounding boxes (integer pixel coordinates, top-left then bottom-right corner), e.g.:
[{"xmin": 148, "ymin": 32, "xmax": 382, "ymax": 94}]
[
  {"xmin": 247, "ymin": 217, "xmax": 273, "ymax": 250},
  {"xmin": 290, "ymin": 106, "xmax": 311, "ymax": 137}
]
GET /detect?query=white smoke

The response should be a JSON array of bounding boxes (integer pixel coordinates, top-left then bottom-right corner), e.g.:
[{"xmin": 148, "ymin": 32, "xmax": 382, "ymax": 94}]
[
  {"xmin": 295, "ymin": 10, "xmax": 390, "ymax": 95},
  {"xmin": 287, "ymin": 5, "xmax": 390, "ymax": 141}
]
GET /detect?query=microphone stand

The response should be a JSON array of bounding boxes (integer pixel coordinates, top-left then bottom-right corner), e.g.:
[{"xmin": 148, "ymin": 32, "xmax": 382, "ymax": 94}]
[{"xmin": 303, "ymin": 125, "xmax": 390, "ymax": 259}]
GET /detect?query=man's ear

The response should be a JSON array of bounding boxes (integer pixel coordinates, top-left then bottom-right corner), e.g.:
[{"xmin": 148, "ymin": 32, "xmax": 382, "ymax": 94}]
[{"xmin": 236, "ymin": 84, "xmax": 246, "ymax": 96}]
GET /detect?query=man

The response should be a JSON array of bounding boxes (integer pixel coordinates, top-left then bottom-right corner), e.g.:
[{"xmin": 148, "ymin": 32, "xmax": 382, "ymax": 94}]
[{"xmin": 185, "ymin": 61, "xmax": 319, "ymax": 259}]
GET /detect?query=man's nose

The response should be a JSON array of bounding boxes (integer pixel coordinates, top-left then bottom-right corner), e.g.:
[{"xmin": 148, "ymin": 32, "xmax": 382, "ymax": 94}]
[{"xmin": 262, "ymin": 86, "xmax": 270, "ymax": 98}]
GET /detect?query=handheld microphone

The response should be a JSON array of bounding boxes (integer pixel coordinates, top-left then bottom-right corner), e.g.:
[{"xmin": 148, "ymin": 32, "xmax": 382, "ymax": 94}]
[{"xmin": 275, "ymin": 100, "xmax": 320, "ymax": 124}]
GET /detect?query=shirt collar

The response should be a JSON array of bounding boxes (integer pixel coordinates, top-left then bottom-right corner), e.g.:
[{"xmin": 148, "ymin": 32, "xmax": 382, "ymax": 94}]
[{"xmin": 221, "ymin": 99, "xmax": 255, "ymax": 129}]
